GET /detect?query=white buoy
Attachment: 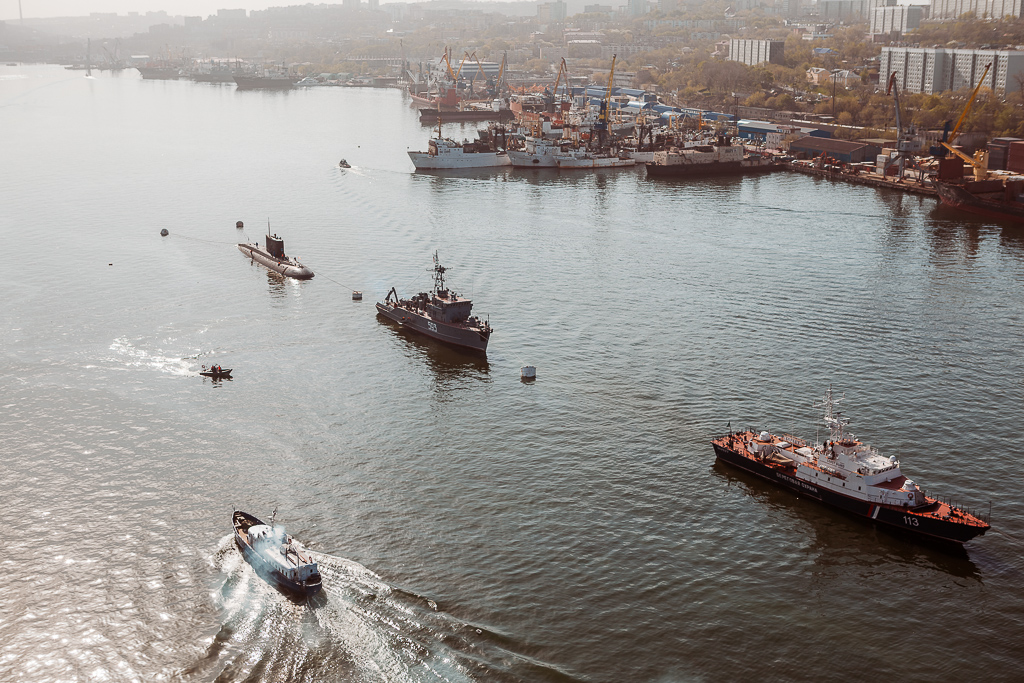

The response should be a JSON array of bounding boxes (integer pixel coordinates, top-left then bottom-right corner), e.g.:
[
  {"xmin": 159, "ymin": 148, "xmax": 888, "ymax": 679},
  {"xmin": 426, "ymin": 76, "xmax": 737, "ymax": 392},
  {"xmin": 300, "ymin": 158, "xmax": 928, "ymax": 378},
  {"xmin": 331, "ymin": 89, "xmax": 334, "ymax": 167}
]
[
  {"xmin": 521, "ymin": 365, "xmax": 536, "ymax": 381},
  {"xmin": 352, "ymin": 291, "xmax": 362, "ymax": 300}
]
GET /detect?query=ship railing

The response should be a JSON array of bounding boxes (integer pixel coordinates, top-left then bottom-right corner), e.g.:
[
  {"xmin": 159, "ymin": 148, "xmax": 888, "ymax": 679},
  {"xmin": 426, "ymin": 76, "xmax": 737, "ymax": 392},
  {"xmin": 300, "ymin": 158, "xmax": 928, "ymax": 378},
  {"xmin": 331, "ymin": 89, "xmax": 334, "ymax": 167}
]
[
  {"xmin": 782, "ymin": 434, "xmax": 807, "ymax": 447},
  {"xmin": 920, "ymin": 489, "xmax": 993, "ymax": 524}
]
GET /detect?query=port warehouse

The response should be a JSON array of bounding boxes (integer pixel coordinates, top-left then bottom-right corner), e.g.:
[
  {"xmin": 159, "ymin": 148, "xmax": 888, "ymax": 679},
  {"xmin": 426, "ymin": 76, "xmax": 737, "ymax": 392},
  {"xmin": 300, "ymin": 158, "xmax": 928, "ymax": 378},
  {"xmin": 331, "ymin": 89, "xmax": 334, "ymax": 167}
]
[
  {"xmin": 737, "ymin": 119, "xmax": 833, "ymax": 141},
  {"xmin": 552, "ymin": 85, "xmax": 736, "ymax": 124},
  {"xmin": 788, "ymin": 137, "xmax": 883, "ymax": 163}
]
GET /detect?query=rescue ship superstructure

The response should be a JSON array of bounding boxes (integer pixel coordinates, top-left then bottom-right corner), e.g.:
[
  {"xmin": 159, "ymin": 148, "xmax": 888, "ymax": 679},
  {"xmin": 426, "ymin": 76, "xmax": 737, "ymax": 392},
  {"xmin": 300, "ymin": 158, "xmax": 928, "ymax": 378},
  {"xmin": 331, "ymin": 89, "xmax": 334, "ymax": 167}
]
[{"xmin": 711, "ymin": 387, "xmax": 990, "ymax": 544}]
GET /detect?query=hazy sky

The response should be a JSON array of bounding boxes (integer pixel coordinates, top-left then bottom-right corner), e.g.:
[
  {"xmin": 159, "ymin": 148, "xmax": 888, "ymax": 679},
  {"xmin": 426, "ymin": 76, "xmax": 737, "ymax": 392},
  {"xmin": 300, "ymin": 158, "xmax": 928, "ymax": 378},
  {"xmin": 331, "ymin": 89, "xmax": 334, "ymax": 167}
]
[{"xmin": 1, "ymin": 1, "xmax": 298, "ymax": 21}]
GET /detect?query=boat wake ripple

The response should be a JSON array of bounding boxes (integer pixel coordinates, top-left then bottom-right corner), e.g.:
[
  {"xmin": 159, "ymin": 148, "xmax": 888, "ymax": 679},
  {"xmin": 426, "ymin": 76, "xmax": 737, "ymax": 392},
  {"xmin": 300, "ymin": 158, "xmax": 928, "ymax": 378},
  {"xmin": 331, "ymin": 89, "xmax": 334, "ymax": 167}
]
[
  {"xmin": 184, "ymin": 535, "xmax": 576, "ymax": 682},
  {"xmin": 108, "ymin": 336, "xmax": 195, "ymax": 376}
]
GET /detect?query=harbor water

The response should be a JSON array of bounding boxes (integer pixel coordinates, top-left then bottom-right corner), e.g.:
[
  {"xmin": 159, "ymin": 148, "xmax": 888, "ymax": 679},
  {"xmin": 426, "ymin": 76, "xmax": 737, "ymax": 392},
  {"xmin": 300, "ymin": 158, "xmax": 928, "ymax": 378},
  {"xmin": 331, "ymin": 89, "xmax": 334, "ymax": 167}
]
[{"xmin": 2, "ymin": 65, "xmax": 1024, "ymax": 682}]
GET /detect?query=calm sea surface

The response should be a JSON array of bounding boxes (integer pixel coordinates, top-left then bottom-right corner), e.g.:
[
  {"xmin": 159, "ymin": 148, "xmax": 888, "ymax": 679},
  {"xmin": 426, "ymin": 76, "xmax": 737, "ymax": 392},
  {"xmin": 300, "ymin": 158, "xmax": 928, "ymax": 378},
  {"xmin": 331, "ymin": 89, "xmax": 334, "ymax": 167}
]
[{"xmin": 2, "ymin": 65, "xmax": 1024, "ymax": 682}]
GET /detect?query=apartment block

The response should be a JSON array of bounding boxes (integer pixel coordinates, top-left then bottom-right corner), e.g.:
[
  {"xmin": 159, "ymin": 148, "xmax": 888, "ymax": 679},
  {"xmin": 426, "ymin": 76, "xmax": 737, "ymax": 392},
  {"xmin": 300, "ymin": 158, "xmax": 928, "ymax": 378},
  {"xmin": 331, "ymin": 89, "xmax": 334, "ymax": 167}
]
[
  {"xmin": 870, "ymin": 5, "xmax": 924, "ymax": 35},
  {"xmin": 929, "ymin": 0, "xmax": 1023, "ymax": 19},
  {"xmin": 881, "ymin": 46, "xmax": 1024, "ymax": 95},
  {"xmin": 728, "ymin": 39, "xmax": 785, "ymax": 66}
]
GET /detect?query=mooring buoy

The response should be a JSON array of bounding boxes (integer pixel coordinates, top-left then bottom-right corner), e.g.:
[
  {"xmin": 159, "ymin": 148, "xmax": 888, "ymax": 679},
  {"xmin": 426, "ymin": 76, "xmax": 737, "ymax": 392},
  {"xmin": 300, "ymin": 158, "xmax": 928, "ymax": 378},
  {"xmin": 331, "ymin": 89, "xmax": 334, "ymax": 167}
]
[
  {"xmin": 521, "ymin": 366, "xmax": 536, "ymax": 382},
  {"xmin": 352, "ymin": 291, "xmax": 362, "ymax": 300},
  {"xmin": 160, "ymin": 228, "xmax": 169, "ymax": 236},
  {"xmin": 236, "ymin": 221, "xmax": 244, "ymax": 229}
]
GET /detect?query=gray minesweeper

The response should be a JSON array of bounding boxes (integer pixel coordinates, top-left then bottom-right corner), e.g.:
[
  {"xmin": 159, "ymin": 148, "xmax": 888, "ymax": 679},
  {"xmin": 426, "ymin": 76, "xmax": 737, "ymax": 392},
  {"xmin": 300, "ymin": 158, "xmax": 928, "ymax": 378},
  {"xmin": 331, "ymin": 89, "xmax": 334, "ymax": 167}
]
[
  {"xmin": 238, "ymin": 227, "xmax": 313, "ymax": 280},
  {"xmin": 376, "ymin": 253, "xmax": 492, "ymax": 352}
]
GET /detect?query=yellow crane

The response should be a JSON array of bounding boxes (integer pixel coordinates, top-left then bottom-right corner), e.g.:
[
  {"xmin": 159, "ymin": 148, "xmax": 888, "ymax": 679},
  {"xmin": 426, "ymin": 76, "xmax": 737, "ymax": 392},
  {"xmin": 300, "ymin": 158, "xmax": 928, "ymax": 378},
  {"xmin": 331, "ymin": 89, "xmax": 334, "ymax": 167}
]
[
  {"xmin": 595, "ymin": 54, "xmax": 616, "ymax": 146},
  {"xmin": 941, "ymin": 62, "xmax": 992, "ymax": 180},
  {"xmin": 440, "ymin": 47, "xmax": 455, "ymax": 80},
  {"xmin": 454, "ymin": 51, "xmax": 472, "ymax": 81},
  {"xmin": 496, "ymin": 52, "xmax": 506, "ymax": 89},
  {"xmin": 553, "ymin": 58, "xmax": 568, "ymax": 97}
]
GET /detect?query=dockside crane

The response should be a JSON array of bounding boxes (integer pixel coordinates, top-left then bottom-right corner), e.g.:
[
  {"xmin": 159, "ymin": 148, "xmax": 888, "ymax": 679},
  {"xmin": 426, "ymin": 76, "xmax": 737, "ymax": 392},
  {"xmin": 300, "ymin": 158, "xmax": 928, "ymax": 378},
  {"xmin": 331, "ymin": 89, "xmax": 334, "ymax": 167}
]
[
  {"xmin": 884, "ymin": 71, "xmax": 918, "ymax": 179},
  {"xmin": 594, "ymin": 54, "xmax": 616, "ymax": 149},
  {"xmin": 941, "ymin": 62, "xmax": 992, "ymax": 181}
]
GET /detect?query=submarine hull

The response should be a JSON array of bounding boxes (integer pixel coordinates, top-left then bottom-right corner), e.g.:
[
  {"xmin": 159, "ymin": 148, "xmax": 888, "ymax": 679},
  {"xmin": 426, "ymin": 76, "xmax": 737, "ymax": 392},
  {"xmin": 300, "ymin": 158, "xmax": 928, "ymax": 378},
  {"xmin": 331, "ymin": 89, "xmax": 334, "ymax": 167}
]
[{"xmin": 238, "ymin": 243, "xmax": 314, "ymax": 280}]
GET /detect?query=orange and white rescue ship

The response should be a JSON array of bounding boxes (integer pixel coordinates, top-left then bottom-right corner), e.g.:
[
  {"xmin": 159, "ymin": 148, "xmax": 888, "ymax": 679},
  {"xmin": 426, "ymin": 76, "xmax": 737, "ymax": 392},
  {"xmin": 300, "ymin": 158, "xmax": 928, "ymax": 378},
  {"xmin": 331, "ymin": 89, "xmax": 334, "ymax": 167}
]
[{"xmin": 712, "ymin": 387, "xmax": 990, "ymax": 544}]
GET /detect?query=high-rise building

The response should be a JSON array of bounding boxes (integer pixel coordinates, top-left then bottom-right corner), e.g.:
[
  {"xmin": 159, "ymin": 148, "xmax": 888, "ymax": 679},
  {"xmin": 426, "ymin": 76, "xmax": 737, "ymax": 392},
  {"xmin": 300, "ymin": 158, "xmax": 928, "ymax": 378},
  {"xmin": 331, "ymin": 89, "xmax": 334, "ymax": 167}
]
[
  {"xmin": 627, "ymin": 0, "xmax": 650, "ymax": 16},
  {"xmin": 728, "ymin": 39, "xmax": 785, "ymax": 66},
  {"xmin": 929, "ymin": 0, "xmax": 1023, "ymax": 19},
  {"xmin": 881, "ymin": 46, "xmax": 1024, "ymax": 95},
  {"xmin": 537, "ymin": 1, "xmax": 568, "ymax": 22},
  {"xmin": 870, "ymin": 5, "xmax": 924, "ymax": 35},
  {"xmin": 820, "ymin": 0, "xmax": 894, "ymax": 20}
]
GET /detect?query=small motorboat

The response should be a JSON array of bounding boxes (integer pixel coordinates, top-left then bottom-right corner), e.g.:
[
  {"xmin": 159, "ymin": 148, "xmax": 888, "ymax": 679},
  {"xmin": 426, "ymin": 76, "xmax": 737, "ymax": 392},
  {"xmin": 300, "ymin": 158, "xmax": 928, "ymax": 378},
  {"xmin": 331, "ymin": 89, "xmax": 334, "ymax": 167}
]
[
  {"xmin": 232, "ymin": 510, "xmax": 322, "ymax": 596},
  {"xmin": 339, "ymin": 159, "xmax": 351, "ymax": 168},
  {"xmin": 200, "ymin": 365, "xmax": 232, "ymax": 378}
]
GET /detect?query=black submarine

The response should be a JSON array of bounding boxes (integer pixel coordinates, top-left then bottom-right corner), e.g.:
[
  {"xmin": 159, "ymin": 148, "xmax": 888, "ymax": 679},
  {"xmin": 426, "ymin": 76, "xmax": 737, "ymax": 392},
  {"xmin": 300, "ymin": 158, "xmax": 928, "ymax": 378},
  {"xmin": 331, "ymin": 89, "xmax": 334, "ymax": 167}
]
[{"xmin": 237, "ymin": 224, "xmax": 314, "ymax": 280}]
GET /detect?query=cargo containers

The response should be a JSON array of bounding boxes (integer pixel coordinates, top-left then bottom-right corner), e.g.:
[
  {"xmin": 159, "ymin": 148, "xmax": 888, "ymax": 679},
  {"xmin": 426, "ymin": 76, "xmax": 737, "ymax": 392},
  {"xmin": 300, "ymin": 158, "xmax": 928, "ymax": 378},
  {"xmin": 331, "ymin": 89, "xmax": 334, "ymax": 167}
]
[
  {"xmin": 986, "ymin": 137, "xmax": 1023, "ymax": 171},
  {"xmin": 1007, "ymin": 140, "xmax": 1024, "ymax": 173}
]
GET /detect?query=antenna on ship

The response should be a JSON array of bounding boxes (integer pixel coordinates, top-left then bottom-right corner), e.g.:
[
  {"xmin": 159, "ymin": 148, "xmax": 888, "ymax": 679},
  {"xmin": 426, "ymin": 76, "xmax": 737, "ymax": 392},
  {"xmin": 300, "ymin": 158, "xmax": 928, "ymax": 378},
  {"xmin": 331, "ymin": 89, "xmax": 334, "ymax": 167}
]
[
  {"xmin": 816, "ymin": 385, "xmax": 849, "ymax": 442},
  {"xmin": 431, "ymin": 250, "xmax": 447, "ymax": 292}
]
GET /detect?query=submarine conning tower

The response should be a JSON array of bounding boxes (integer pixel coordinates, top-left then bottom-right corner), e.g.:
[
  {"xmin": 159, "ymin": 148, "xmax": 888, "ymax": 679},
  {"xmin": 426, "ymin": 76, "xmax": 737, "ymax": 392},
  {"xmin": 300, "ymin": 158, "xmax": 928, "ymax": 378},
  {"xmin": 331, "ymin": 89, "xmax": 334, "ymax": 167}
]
[{"xmin": 266, "ymin": 234, "xmax": 285, "ymax": 259}]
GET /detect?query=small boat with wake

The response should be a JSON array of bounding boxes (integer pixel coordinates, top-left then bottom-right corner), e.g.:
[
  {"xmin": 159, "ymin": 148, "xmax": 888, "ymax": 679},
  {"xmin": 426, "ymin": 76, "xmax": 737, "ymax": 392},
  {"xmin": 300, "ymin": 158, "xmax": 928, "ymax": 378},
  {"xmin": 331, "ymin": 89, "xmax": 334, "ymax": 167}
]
[
  {"xmin": 232, "ymin": 510, "xmax": 322, "ymax": 596},
  {"xmin": 238, "ymin": 224, "xmax": 314, "ymax": 280}
]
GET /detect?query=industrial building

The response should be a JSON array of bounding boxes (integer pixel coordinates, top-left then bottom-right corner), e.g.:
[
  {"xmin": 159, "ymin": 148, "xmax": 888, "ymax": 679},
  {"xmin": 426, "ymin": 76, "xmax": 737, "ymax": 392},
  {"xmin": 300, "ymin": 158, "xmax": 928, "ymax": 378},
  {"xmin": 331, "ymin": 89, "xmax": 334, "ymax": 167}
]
[
  {"xmin": 737, "ymin": 120, "xmax": 832, "ymax": 142},
  {"xmin": 788, "ymin": 137, "xmax": 882, "ymax": 163}
]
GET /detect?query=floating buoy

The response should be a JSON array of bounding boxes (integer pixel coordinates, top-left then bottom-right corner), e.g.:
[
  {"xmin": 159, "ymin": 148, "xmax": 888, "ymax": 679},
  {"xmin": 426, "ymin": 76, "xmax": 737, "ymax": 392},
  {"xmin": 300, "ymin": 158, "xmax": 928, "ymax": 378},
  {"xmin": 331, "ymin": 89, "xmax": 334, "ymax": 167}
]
[
  {"xmin": 521, "ymin": 366, "xmax": 536, "ymax": 381},
  {"xmin": 160, "ymin": 229, "xmax": 169, "ymax": 236},
  {"xmin": 236, "ymin": 221, "xmax": 244, "ymax": 229},
  {"xmin": 352, "ymin": 291, "xmax": 362, "ymax": 300}
]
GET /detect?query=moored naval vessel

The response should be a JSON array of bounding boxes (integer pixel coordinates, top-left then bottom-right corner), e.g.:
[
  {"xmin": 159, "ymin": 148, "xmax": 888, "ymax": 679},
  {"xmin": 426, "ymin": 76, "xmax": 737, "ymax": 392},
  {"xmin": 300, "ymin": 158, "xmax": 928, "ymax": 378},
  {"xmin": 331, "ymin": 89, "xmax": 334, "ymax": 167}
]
[
  {"xmin": 232, "ymin": 510, "xmax": 322, "ymax": 597},
  {"xmin": 711, "ymin": 387, "xmax": 990, "ymax": 545},
  {"xmin": 238, "ymin": 226, "xmax": 314, "ymax": 280},
  {"xmin": 376, "ymin": 252, "xmax": 492, "ymax": 352}
]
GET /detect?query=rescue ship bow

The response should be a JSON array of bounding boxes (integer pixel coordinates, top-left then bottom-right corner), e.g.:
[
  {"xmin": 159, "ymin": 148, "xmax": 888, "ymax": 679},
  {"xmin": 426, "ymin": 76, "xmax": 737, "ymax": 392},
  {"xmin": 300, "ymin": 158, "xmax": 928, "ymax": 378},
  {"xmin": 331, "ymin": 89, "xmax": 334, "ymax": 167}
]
[{"xmin": 711, "ymin": 388, "xmax": 990, "ymax": 545}]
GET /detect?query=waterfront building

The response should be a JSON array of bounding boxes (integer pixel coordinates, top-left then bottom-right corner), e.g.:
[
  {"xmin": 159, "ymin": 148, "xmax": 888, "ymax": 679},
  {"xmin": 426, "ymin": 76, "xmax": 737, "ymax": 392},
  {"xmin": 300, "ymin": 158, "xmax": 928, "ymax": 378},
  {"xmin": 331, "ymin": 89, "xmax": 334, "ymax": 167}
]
[
  {"xmin": 881, "ymin": 46, "xmax": 1024, "ymax": 95},
  {"xmin": 728, "ymin": 39, "xmax": 785, "ymax": 66},
  {"xmin": 788, "ymin": 137, "xmax": 881, "ymax": 163}
]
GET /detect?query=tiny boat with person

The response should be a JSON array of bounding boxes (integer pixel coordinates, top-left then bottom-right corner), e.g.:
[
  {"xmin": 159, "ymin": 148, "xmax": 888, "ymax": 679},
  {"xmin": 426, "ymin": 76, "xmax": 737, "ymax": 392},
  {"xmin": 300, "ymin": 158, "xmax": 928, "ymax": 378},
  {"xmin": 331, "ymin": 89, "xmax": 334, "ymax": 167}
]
[
  {"xmin": 232, "ymin": 510, "xmax": 322, "ymax": 597},
  {"xmin": 200, "ymin": 365, "xmax": 232, "ymax": 378},
  {"xmin": 711, "ymin": 387, "xmax": 991, "ymax": 545}
]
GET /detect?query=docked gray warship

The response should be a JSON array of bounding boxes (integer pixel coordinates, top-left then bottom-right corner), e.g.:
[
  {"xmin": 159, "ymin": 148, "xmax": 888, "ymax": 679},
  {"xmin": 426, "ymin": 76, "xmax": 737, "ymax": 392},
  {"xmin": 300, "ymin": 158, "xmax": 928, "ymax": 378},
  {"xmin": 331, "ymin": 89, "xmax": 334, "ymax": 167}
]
[{"xmin": 376, "ymin": 253, "xmax": 492, "ymax": 352}]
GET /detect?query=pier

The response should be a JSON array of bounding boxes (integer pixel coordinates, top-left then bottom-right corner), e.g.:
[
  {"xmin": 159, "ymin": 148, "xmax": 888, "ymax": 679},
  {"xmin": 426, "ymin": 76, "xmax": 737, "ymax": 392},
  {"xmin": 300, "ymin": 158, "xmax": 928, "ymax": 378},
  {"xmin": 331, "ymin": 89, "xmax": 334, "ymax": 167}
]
[{"xmin": 785, "ymin": 162, "xmax": 938, "ymax": 197}]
